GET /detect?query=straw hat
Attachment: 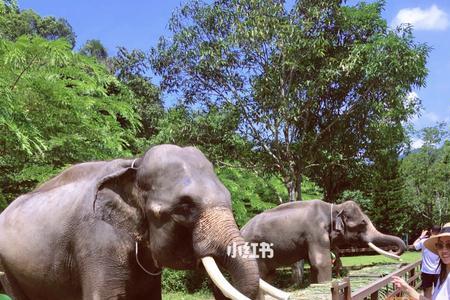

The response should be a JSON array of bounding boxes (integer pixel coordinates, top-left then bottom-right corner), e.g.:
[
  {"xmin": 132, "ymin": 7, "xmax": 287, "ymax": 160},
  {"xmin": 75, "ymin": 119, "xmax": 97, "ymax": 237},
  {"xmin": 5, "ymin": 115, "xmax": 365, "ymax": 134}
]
[{"xmin": 424, "ymin": 222, "xmax": 450, "ymax": 254}]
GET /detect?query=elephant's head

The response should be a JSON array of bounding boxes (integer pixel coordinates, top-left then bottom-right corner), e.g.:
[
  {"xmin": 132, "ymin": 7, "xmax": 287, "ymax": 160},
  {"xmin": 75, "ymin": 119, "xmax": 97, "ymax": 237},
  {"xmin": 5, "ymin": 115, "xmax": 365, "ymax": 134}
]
[
  {"xmin": 97, "ymin": 145, "xmax": 260, "ymax": 299},
  {"xmin": 331, "ymin": 200, "xmax": 406, "ymax": 258}
]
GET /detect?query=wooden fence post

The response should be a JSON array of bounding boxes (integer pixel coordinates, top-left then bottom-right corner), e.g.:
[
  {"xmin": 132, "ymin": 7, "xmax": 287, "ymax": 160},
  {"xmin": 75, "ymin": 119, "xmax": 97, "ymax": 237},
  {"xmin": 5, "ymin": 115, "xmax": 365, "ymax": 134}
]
[
  {"xmin": 343, "ymin": 277, "xmax": 351, "ymax": 300},
  {"xmin": 331, "ymin": 277, "xmax": 351, "ymax": 300},
  {"xmin": 409, "ymin": 267, "xmax": 415, "ymax": 288},
  {"xmin": 331, "ymin": 281, "xmax": 339, "ymax": 300}
]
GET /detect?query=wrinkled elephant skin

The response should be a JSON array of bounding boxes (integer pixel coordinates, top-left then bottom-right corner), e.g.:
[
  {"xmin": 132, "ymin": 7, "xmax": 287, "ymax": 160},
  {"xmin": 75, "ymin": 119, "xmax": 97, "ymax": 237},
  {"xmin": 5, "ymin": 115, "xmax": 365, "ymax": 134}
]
[
  {"xmin": 0, "ymin": 145, "xmax": 260, "ymax": 300},
  {"xmin": 241, "ymin": 200, "xmax": 406, "ymax": 283}
]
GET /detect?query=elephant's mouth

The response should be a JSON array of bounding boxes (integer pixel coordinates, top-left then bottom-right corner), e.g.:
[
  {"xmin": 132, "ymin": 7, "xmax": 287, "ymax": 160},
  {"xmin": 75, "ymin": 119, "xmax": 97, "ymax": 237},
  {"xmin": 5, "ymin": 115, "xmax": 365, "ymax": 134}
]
[
  {"xmin": 147, "ymin": 208, "xmax": 290, "ymax": 299},
  {"xmin": 193, "ymin": 207, "xmax": 290, "ymax": 300},
  {"xmin": 200, "ymin": 256, "xmax": 290, "ymax": 300}
]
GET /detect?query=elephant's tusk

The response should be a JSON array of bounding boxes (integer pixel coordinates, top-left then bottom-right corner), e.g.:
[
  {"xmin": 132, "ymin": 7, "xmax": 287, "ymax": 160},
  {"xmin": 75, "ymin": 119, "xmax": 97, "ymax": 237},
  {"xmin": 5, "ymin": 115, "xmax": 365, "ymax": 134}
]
[
  {"xmin": 368, "ymin": 242, "xmax": 401, "ymax": 260},
  {"xmin": 201, "ymin": 256, "xmax": 250, "ymax": 300},
  {"xmin": 259, "ymin": 279, "xmax": 290, "ymax": 300}
]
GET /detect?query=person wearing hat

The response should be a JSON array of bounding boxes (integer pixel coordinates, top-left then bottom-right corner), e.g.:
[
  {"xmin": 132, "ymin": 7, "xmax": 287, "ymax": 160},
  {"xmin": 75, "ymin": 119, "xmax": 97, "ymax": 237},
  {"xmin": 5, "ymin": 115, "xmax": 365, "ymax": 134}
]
[
  {"xmin": 413, "ymin": 225, "xmax": 441, "ymax": 298},
  {"xmin": 392, "ymin": 222, "xmax": 450, "ymax": 300}
]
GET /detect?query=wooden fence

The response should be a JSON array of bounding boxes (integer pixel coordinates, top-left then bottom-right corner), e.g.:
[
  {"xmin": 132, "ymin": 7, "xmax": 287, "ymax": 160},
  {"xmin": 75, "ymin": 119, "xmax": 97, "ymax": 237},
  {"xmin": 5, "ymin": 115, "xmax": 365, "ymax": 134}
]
[{"xmin": 331, "ymin": 259, "xmax": 421, "ymax": 300}]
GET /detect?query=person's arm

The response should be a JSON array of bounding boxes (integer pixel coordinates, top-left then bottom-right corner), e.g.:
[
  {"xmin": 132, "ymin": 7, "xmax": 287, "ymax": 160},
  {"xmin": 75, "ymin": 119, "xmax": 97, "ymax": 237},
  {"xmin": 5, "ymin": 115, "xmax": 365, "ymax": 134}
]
[
  {"xmin": 391, "ymin": 276, "xmax": 428, "ymax": 300},
  {"xmin": 413, "ymin": 230, "xmax": 428, "ymax": 250}
]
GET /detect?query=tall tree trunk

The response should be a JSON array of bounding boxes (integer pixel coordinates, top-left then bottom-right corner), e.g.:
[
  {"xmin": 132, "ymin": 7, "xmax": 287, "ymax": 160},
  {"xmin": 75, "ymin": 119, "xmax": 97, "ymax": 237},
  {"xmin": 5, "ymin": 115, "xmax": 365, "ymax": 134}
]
[
  {"xmin": 290, "ymin": 173, "xmax": 304, "ymax": 284},
  {"xmin": 287, "ymin": 173, "xmax": 303, "ymax": 202},
  {"xmin": 296, "ymin": 174, "xmax": 303, "ymax": 201},
  {"xmin": 288, "ymin": 181, "xmax": 295, "ymax": 202}
]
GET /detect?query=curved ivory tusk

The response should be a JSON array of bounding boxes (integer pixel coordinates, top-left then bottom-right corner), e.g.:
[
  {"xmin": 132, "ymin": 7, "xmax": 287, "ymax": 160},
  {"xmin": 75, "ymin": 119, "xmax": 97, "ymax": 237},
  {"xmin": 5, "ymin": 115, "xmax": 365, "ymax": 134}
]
[
  {"xmin": 259, "ymin": 279, "xmax": 290, "ymax": 300},
  {"xmin": 368, "ymin": 242, "xmax": 401, "ymax": 260},
  {"xmin": 201, "ymin": 256, "xmax": 250, "ymax": 300}
]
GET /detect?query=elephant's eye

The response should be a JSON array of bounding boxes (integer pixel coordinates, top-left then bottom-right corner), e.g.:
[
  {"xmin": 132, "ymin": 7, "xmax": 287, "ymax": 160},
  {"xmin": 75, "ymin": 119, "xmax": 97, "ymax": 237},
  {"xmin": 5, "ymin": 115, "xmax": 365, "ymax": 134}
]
[
  {"xmin": 173, "ymin": 203, "xmax": 193, "ymax": 215},
  {"xmin": 172, "ymin": 201, "xmax": 197, "ymax": 226},
  {"xmin": 171, "ymin": 196, "xmax": 197, "ymax": 223}
]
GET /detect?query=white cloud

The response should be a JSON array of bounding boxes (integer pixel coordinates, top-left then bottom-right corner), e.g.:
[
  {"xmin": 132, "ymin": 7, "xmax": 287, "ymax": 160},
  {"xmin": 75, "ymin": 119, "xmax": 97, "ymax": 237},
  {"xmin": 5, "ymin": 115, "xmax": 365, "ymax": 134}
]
[
  {"xmin": 411, "ymin": 138, "xmax": 425, "ymax": 149},
  {"xmin": 392, "ymin": 5, "xmax": 449, "ymax": 31},
  {"xmin": 405, "ymin": 91, "xmax": 419, "ymax": 109},
  {"xmin": 423, "ymin": 111, "xmax": 440, "ymax": 122}
]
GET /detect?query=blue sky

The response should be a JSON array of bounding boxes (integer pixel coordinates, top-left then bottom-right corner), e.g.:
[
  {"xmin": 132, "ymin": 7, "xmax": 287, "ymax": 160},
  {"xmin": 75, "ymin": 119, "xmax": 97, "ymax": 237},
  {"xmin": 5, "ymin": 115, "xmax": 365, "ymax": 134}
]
[{"xmin": 18, "ymin": 0, "xmax": 450, "ymax": 142}]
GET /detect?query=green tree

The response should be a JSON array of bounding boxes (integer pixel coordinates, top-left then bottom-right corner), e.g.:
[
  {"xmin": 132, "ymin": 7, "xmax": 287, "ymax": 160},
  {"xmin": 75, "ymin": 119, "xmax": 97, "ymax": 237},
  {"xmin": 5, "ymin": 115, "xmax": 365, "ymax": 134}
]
[
  {"xmin": 338, "ymin": 119, "xmax": 411, "ymax": 234},
  {"xmin": 0, "ymin": 0, "xmax": 76, "ymax": 47},
  {"xmin": 109, "ymin": 47, "xmax": 162, "ymax": 145},
  {"xmin": 151, "ymin": 0, "xmax": 428, "ymax": 202},
  {"xmin": 400, "ymin": 123, "xmax": 450, "ymax": 230},
  {"xmin": 150, "ymin": 104, "xmax": 253, "ymax": 164},
  {"xmin": 0, "ymin": 36, "xmax": 140, "ymax": 204},
  {"xmin": 79, "ymin": 39, "xmax": 108, "ymax": 61}
]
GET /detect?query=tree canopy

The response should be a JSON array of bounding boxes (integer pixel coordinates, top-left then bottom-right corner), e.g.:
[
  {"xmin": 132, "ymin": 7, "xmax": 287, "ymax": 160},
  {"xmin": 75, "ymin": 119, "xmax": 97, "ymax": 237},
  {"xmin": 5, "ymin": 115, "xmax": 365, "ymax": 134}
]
[
  {"xmin": 1, "ymin": 0, "xmax": 447, "ymax": 242},
  {"xmin": 0, "ymin": 35, "xmax": 140, "ymax": 202},
  {"xmin": 400, "ymin": 124, "xmax": 450, "ymax": 230},
  {"xmin": 0, "ymin": 0, "xmax": 76, "ymax": 47},
  {"xmin": 151, "ymin": 0, "xmax": 429, "ymax": 202}
]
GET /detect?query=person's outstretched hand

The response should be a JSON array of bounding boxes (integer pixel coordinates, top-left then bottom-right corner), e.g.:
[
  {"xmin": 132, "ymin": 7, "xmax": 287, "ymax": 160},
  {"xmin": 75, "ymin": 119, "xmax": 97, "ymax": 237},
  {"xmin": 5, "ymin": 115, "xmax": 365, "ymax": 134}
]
[
  {"xmin": 392, "ymin": 275, "xmax": 409, "ymax": 291},
  {"xmin": 391, "ymin": 276, "xmax": 424, "ymax": 300},
  {"xmin": 420, "ymin": 230, "xmax": 428, "ymax": 238}
]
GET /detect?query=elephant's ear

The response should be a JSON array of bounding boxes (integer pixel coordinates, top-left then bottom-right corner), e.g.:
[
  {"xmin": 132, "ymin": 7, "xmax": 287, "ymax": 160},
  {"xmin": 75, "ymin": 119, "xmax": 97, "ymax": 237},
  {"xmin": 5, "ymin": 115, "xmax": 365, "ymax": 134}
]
[
  {"xmin": 334, "ymin": 210, "xmax": 345, "ymax": 234},
  {"xmin": 92, "ymin": 158, "xmax": 146, "ymax": 241},
  {"xmin": 93, "ymin": 158, "xmax": 142, "ymax": 209}
]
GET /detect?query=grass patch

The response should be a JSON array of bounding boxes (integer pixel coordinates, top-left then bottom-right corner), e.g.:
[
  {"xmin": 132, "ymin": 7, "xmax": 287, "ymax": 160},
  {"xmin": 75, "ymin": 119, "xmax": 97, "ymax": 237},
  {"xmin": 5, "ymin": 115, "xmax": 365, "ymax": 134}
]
[
  {"xmin": 341, "ymin": 251, "xmax": 421, "ymax": 267},
  {"xmin": 163, "ymin": 291, "xmax": 211, "ymax": 300}
]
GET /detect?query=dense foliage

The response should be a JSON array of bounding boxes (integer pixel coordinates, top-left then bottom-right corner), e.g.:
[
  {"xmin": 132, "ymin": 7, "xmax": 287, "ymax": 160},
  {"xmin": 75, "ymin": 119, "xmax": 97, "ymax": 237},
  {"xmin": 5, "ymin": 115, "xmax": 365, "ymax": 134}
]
[
  {"xmin": 151, "ymin": 0, "xmax": 428, "ymax": 203},
  {"xmin": 0, "ymin": 35, "xmax": 141, "ymax": 203},
  {"xmin": 400, "ymin": 124, "xmax": 450, "ymax": 232},
  {"xmin": 0, "ymin": 0, "xmax": 447, "ymax": 247},
  {"xmin": 0, "ymin": 0, "xmax": 76, "ymax": 47}
]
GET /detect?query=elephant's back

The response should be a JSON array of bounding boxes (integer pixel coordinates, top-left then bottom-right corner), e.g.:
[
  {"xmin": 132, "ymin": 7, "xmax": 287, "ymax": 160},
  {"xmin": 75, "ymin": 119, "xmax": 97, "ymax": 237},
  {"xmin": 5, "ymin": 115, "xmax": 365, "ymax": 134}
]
[
  {"xmin": 241, "ymin": 200, "xmax": 325, "ymax": 241},
  {"xmin": 0, "ymin": 157, "xmax": 134, "ymax": 228},
  {"xmin": 34, "ymin": 159, "xmax": 129, "ymax": 193},
  {"xmin": 243, "ymin": 200, "xmax": 320, "ymax": 226}
]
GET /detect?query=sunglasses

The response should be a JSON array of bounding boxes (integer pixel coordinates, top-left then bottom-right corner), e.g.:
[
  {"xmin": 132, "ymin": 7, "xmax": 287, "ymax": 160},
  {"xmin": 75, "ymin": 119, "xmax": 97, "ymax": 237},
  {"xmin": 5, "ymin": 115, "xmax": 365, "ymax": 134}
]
[{"xmin": 435, "ymin": 242, "xmax": 450, "ymax": 251}]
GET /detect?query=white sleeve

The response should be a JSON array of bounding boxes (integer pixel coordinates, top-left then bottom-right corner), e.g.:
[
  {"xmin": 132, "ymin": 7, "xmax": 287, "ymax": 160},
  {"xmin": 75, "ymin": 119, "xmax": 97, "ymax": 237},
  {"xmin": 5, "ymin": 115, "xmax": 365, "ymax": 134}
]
[
  {"xmin": 414, "ymin": 239, "xmax": 423, "ymax": 250},
  {"xmin": 434, "ymin": 272, "xmax": 450, "ymax": 300}
]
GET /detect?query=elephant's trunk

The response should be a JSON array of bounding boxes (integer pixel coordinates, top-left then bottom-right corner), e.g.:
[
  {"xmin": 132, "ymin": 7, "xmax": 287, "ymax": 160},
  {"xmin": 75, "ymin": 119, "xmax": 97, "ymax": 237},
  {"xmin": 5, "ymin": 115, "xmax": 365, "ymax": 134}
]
[
  {"xmin": 364, "ymin": 222, "xmax": 407, "ymax": 257},
  {"xmin": 193, "ymin": 207, "xmax": 260, "ymax": 299}
]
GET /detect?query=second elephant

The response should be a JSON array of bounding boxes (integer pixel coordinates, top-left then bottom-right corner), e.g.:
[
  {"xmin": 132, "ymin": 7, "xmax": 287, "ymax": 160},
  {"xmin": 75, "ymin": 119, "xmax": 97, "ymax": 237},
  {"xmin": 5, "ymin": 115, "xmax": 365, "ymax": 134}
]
[{"xmin": 241, "ymin": 199, "xmax": 406, "ymax": 283}]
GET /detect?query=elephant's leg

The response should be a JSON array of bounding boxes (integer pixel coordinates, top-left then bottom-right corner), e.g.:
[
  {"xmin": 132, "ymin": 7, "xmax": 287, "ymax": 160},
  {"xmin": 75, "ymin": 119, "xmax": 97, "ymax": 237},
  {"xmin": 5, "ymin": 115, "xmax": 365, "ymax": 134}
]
[
  {"xmin": 80, "ymin": 262, "xmax": 162, "ymax": 300},
  {"xmin": 0, "ymin": 270, "xmax": 30, "ymax": 300},
  {"xmin": 80, "ymin": 270, "xmax": 126, "ymax": 300},
  {"xmin": 308, "ymin": 244, "xmax": 332, "ymax": 283},
  {"xmin": 262, "ymin": 269, "xmax": 277, "ymax": 284},
  {"xmin": 332, "ymin": 249, "xmax": 342, "ymax": 277},
  {"xmin": 211, "ymin": 284, "xmax": 230, "ymax": 300},
  {"xmin": 257, "ymin": 261, "xmax": 270, "ymax": 281},
  {"xmin": 291, "ymin": 260, "xmax": 305, "ymax": 284}
]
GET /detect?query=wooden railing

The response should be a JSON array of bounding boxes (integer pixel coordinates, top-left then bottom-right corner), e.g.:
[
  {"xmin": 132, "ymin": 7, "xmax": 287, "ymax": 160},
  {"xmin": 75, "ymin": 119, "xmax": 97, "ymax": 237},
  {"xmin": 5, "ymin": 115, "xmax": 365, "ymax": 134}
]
[{"xmin": 331, "ymin": 259, "xmax": 421, "ymax": 300}]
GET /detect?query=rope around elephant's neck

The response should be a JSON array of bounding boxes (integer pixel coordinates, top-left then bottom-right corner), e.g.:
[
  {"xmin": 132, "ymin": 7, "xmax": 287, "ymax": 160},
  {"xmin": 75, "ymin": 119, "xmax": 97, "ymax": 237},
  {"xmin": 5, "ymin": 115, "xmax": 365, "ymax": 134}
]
[
  {"xmin": 330, "ymin": 203, "xmax": 333, "ymax": 232},
  {"xmin": 135, "ymin": 241, "xmax": 162, "ymax": 276},
  {"xmin": 131, "ymin": 158, "xmax": 138, "ymax": 169}
]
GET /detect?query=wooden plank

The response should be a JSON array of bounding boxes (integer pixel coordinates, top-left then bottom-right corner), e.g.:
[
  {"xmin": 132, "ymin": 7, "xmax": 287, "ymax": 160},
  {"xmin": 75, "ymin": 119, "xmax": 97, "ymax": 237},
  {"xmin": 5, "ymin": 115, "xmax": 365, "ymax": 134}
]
[{"xmin": 351, "ymin": 260, "xmax": 421, "ymax": 300}]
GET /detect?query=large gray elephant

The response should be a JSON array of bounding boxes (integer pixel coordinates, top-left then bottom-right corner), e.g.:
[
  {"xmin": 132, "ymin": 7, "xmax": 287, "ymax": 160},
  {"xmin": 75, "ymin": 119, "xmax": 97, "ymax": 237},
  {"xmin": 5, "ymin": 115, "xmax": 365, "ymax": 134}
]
[
  {"xmin": 241, "ymin": 200, "xmax": 407, "ymax": 283},
  {"xmin": 0, "ymin": 145, "xmax": 271, "ymax": 300}
]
